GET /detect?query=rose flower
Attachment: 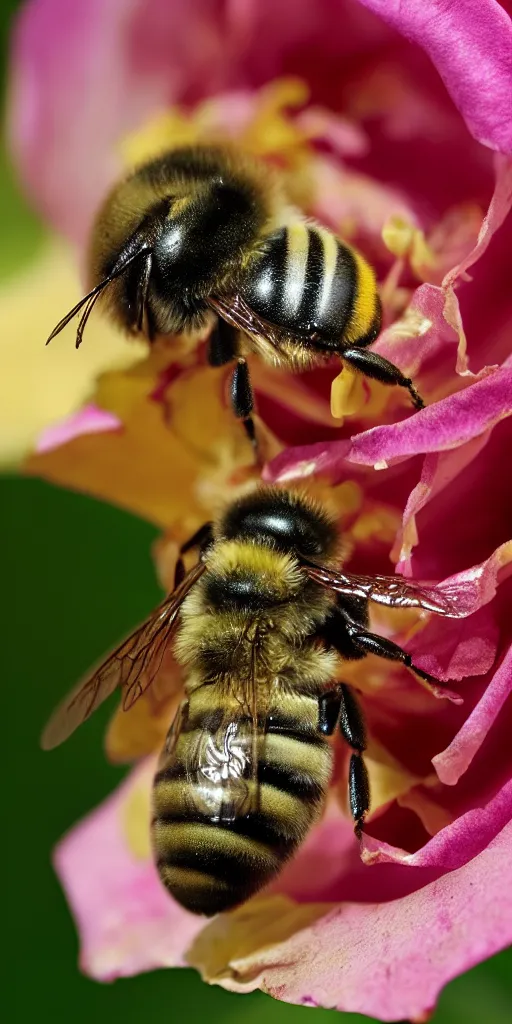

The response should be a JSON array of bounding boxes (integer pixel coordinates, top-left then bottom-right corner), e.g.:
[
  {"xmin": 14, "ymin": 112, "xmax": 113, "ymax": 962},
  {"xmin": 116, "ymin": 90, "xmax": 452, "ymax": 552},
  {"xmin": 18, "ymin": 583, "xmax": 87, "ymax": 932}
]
[{"xmin": 6, "ymin": 0, "xmax": 512, "ymax": 1020}]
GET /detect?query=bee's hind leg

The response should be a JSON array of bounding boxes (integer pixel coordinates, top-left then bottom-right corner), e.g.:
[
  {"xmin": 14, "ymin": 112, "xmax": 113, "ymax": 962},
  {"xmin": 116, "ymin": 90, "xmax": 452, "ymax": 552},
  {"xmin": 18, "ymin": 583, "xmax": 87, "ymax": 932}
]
[
  {"xmin": 341, "ymin": 347, "xmax": 424, "ymax": 410},
  {"xmin": 318, "ymin": 683, "xmax": 370, "ymax": 838}
]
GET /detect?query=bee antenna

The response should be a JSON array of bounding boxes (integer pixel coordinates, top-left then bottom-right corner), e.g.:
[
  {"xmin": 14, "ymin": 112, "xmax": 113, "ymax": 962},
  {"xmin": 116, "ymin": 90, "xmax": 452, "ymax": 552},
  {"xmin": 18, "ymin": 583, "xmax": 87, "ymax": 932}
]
[{"xmin": 46, "ymin": 246, "xmax": 150, "ymax": 346}]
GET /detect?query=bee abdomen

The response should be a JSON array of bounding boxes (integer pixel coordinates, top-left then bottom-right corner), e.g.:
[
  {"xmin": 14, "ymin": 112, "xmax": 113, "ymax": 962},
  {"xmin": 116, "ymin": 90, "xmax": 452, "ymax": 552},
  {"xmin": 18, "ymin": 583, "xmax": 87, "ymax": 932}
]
[
  {"xmin": 241, "ymin": 223, "xmax": 380, "ymax": 348},
  {"xmin": 152, "ymin": 705, "xmax": 332, "ymax": 916}
]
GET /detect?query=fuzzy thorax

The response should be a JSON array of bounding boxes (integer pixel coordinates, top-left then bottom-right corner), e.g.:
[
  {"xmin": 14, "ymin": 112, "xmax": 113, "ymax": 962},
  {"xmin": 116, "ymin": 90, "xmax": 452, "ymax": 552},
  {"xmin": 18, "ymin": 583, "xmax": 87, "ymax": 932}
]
[{"xmin": 174, "ymin": 539, "xmax": 336, "ymax": 676}]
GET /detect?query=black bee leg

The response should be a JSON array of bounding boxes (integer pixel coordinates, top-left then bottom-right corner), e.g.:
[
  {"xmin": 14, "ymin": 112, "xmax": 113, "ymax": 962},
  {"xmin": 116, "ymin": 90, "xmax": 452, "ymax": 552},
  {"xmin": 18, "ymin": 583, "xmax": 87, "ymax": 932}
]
[
  {"xmin": 318, "ymin": 684, "xmax": 370, "ymax": 838},
  {"xmin": 230, "ymin": 357, "xmax": 257, "ymax": 449},
  {"xmin": 180, "ymin": 521, "xmax": 214, "ymax": 556},
  {"xmin": 340, "ymin": 617, "xmax": 440, "ymax": 688},
  {"xmin": 208, "ymin": 321, "xmax": 258, "ymax": 451},
  {"xmin": 338, "ymin": 684, "xmax": 370, "ymax": 838},
  {"xmin": 207, "ymin": 318, "xmax": 239, "ymax": 367},
  {"xmin": 174, "ymin": 522, "xmax": 214, "ymax": 587},
  {"xmin": 318, "ymin": 688, "xmax": 343, "ymax": 735},
  {"xmin": 342, "ymin": 348, "xmax": 424, "ymax": 410}
]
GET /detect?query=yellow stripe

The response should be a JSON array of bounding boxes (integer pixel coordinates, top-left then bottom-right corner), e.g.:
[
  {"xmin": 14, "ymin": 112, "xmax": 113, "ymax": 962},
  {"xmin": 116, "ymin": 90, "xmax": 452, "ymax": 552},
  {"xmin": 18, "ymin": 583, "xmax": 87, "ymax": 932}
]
[
  {"xmin": 264, "ymin": 733, "xmax": 332, "ymax": 786},
  {"xmin": 285, "ymin": 222, "xmax": 309, "ymax": 315},
  {"xmin": 316, "ymin": 226, "xmax": 338, "ymax": 317},
  {"xmin": 158, "ymin": 863, "xmax": 229, "ymax": 893},
  {"xmin": 153, "ymin": 821, "xmax": 280, "ymax": 870},
  {"xmin": 153, "ymin": 777, "xmax": 312, "ymax": 837},
  {"xmin": 344, "ymin": 248, "xmax": 378, "ymax": 343}
]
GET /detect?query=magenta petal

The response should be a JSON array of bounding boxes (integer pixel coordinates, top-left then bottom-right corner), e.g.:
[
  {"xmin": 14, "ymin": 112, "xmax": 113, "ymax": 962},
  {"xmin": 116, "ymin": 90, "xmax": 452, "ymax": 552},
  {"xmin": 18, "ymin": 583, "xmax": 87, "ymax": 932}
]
[
  {"xmin": 219, "ymin": 822, "xmax": 512, "ymax": 1020},
  {"xmin": 54, "ymin": 762, "xmax": 203, "ymax": 980},
  {"xmin": 362, "ymin": 778, "xmax": 512, "ymax": 871},
  {"xmin": 267, "ymin": 367, "xmax": 512, "ymax": 481},
  {"xmin": 357, "ymin": 0, "xmax": 512, "ymax": 153},
  {"xmin": 443, "ymin": 153, "xmax": 512, "ymax": 289},
  {"xmin": 433, "ymin": 646, "xmax": 512, "ymax": 785},
  {"xmin": 36, "ymin": 404, "xmax": 122, "ymax": 453}
]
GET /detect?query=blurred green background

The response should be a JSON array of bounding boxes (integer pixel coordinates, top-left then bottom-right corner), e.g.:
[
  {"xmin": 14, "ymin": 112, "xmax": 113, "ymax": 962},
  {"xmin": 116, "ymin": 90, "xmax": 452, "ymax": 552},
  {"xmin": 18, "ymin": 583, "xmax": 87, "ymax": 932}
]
[{"xmin": 2, "ymin": 1, "xmax": 510, "ymax": 1021}]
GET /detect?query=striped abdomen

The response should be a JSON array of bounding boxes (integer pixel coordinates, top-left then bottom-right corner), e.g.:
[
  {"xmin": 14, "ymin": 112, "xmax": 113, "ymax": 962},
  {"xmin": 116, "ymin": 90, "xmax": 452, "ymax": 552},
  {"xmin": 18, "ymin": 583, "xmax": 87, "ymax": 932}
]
[
  {"xmin": 152, "ymin": 688, "xmax": 333, "ymax": 916},
  {"xmin": 241, "ymin": 222, "xmax": 380, "ymax": 350}
]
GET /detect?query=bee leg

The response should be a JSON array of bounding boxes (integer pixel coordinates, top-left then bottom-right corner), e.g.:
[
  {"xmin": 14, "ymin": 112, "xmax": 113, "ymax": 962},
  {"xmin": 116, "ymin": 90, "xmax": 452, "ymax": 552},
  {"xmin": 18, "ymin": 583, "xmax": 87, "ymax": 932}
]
[
  {"xmin": 318, "ymin": 684, "xmax": 369, "ymax": 838},
  {"xmin": 174, "ymin": 522, "xmax": 214, "ymax": 587},
  {"xmin": 338, "ymin": 684, "xmax": 370, "ymax": 838},
  {"xmin": 207, "ymin": 318, "xmax": 239, "ymax": 367},
  {"xmin": 318, "ymin": 687, "xmax": 343, "ymax": 735},
  {"xmin": 207, "ymin": 321, "xmax": 258, "ymax": 452},
  {"xmin": 341, "ymin": 620, "xmax": 441, "ymax": 688},
  {"xmin": 341, "ymin": 348, "xmax": 424, "ymax": 410},
  {"xmin": 230, "ymin": 357, "xmax": 257, "ymax": 451}
]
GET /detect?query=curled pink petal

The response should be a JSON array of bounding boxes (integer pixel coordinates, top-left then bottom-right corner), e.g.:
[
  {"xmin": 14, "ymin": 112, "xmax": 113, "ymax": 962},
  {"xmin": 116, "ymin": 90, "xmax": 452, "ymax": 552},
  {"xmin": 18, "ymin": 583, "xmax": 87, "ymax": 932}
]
[
  {"xmin": 205, "ymin": 822, "xmax": 512, "ymax": 1021},
  {"xmin": 429, "ymin": 542, "xmax": 512, "ymax": 617},
  {"xmin": 433, "ymin": 646, "xmax": 512, "ymax": 785},
  {"xmin": 396, "ymin": 433, "xmax": 491, "ymax": 572},
  {"xmin": 54, "ymin": 761, "xmax": 203, "ymax": 980},
  {"xmin": 267, "ymin": 367, "xmax": 512, "ymax": 481},
  {"xmin": 357, "ymin": 0, "xmax": 512, "ymax": 153},
  {"xmin": 362, "ymin": 778, "xmax": 512, "ymax": 871},
  {"xmin": 36, "ymin": 404, "xmax": 122, "ymax": 453},
  {"xmin": 373, "ymin": 282, "xmax": 460, "ymax": 377},
  {"xmin": 443, "ymin": 153, "xmax": 512, "ymax": 289}
]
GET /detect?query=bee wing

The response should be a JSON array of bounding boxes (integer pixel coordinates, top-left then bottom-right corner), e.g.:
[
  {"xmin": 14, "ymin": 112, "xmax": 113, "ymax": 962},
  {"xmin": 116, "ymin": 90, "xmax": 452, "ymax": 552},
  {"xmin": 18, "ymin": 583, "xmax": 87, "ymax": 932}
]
[
  {"xmin": 161, "ymin": 627, "xmax": 266, "ymax": 824},
  {"xmin": 303, "ymin": 562, "xmax": 467, "ymax": 618},
  {"xmin": 41, "ymin": 560, "xmax": 205, "ymax": 750},
  {"xmin": 208, "ymin": 295, "xmax": 288, "ymax": 358}
]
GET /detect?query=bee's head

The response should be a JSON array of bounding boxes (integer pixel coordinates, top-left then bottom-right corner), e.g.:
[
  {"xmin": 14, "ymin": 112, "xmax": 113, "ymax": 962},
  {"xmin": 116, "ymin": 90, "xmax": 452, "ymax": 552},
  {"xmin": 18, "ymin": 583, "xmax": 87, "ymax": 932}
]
[{"xmin": 219, "ymin": 487, "xmax": 339, "ymax": 561}]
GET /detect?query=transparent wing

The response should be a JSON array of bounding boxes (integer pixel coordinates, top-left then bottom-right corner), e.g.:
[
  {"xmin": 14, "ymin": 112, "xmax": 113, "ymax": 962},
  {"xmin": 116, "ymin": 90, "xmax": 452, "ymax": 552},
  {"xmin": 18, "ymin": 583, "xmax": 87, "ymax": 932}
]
[
  {"xmin": 158, "ymin": 626, "xmax": 267, "ymax": 824},
  {"xmin": 208, "ymin": 294, "xmax": 289, "ymax": 360},
  {"xmin": 41, "ymin": 560, "xmax": 205, "ymax": 750},
  {"xmin": 303, "ymin": 563, "xmax": 467, "ymax": 618}
]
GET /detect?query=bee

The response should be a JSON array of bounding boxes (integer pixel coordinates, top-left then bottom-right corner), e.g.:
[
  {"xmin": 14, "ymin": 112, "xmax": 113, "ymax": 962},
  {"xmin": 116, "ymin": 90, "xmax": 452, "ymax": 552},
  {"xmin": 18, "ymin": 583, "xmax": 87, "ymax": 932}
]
[
  {"xmin": 42, "ymin": 486, "xmax": 463, "ymax": 917},
  {"xmin": 47, "ymin": 146, "xmax": 424, "ymax": 445}
]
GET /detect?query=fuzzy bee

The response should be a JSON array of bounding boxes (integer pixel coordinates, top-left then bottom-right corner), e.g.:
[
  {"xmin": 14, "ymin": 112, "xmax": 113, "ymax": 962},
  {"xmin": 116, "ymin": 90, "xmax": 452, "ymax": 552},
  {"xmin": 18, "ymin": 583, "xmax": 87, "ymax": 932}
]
[
  {"xmin": 42, "ymin": 487, "xmax": 463, "ymax": 917},
  {"xmin": 47, "ymin": 145, "xmax": 424, "ymax": 445}
]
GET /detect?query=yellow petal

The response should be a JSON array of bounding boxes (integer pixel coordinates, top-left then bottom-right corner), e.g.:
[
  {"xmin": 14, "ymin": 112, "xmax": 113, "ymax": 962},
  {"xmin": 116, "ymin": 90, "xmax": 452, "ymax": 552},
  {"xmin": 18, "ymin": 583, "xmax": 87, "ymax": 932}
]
[
  {"xmin": 25, "ymin": 354, "xmax": 258, "ymax": 530},
  {"xmin": 187, "ymin": 894, "xmax": 328, "ymax": 989},
  {"xmin": 0, "ymin": 241, "xmax": 144, "ymax": 465},
  {"xmin": 119, "ymin": 762, "xmax": 155, "ymax": 860},
  {"xmin": 330, "ymin": 362, "xmax": 367, "ymax": 420}
]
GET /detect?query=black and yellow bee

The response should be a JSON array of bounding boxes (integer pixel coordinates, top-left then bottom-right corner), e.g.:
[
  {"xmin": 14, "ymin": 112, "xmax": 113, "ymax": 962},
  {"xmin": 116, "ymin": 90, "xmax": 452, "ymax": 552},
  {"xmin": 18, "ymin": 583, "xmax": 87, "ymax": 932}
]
[
  {"xmin": 42, "ymin": 487, "xmax": 462, "ymax": 917},
  {"xmin": 48, "ymin": 145, "xmax": 424, "ymax": 444}
]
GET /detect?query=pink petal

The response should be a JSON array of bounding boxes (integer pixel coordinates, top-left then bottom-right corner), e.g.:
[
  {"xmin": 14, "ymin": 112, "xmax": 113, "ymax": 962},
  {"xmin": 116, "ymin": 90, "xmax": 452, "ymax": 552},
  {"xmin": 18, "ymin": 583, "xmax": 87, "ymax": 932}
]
[
  {"xmin": 8, "ymin": 0, "xmax": 234, "ymax": 242},
  {"xmin": 267, "ymin": 366, "xmax": 512, "ymax": 481},
  {"xmin": 396, "ymin": 432, "xmax": 492, "ymax": 571},
  {"xmin": 443, "ymin": 153, "xmax": 512, "ymax": 289},
  {"xmin": 347, "ymin": 371, "xmax": 512, "ymax": 465},
  {"xmin": 357, "ymin": 0, "xmax": 512, "ymax": 153},
  {"xmin": 362, "ymin": 778, "xmax": 512, "ymax": 871},
  {"xmin": 36, "ymin": 404, "xmax": 122, "ymax": 453},
  {"xmin": 54, "ymin": 761, "xmax": 203, "ymax": 981},
  {"xmin": 406, "ymin": 606, "xmax": 499, "ymax": 683},
  {"xmin": 208, "ymin": 821, "xmax": 512, "ymax": 1020},
  {"xmin": 425, "ymin": 541, "xmax": 512, "ymax": 617},
  {"xmin": 373, "ymin": 281, "xmax": 461, "ymax": 377},
  {"xmin": 433, "ymin": 646, "xmax": 512, "ymax": 784}
]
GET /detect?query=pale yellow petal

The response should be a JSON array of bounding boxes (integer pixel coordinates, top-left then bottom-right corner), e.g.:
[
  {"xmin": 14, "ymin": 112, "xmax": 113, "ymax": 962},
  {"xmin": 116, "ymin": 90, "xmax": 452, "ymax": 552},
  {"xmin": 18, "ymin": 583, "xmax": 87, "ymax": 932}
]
[{"xmin": 0, "ymin": 242, "xmax": 145, "ymax": 464}]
